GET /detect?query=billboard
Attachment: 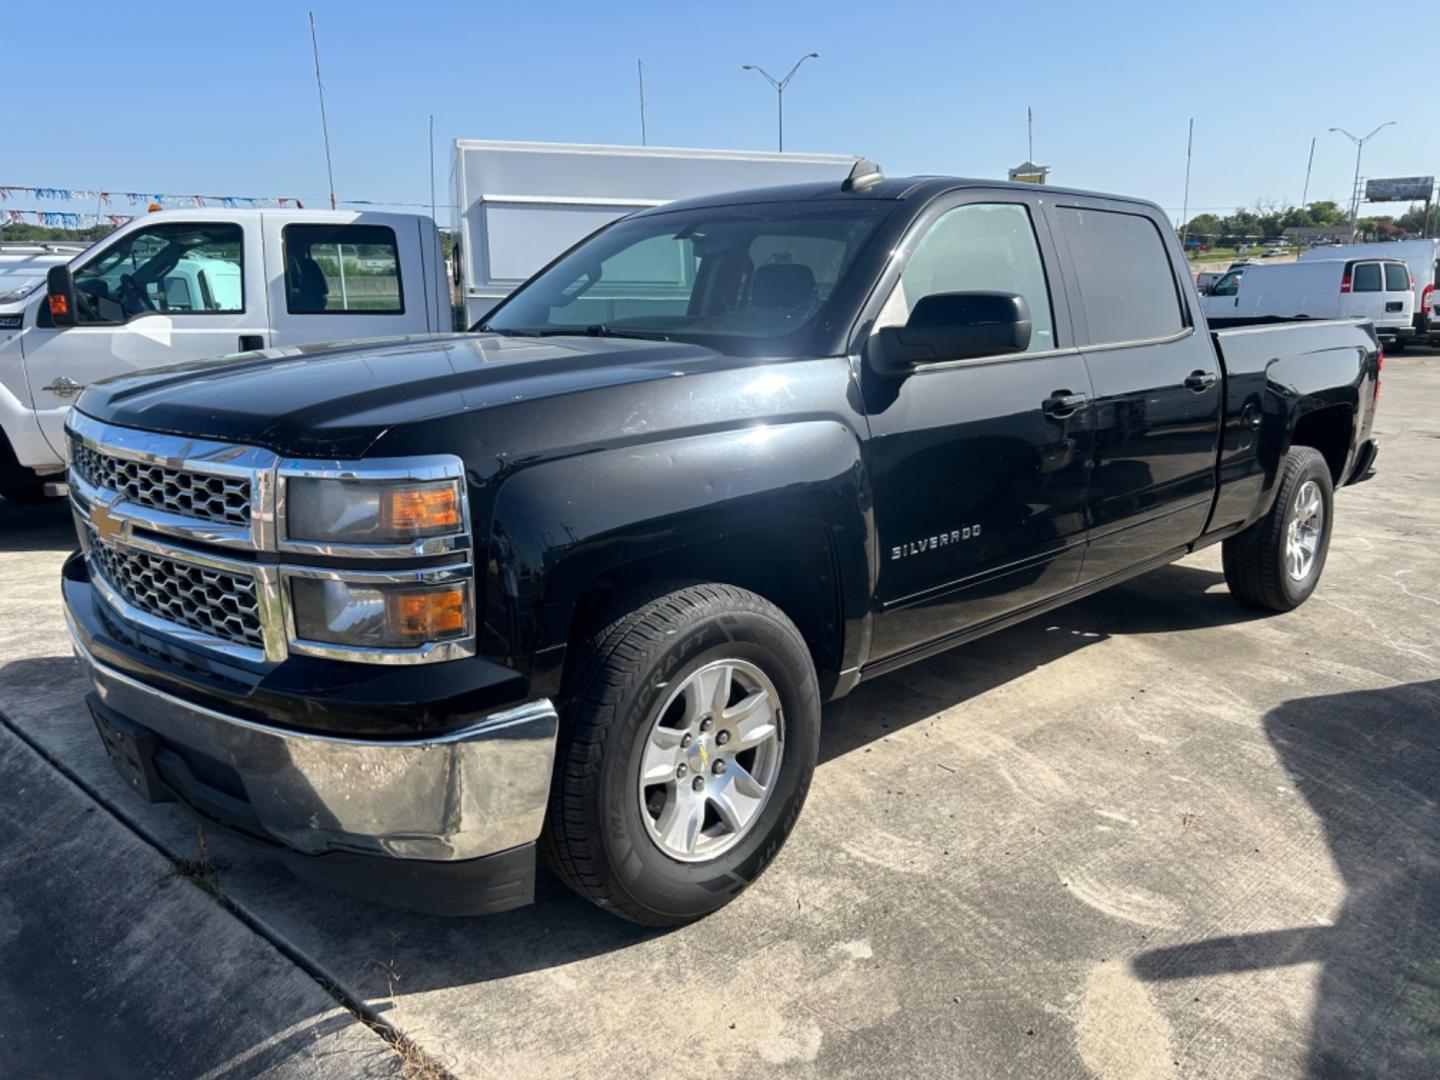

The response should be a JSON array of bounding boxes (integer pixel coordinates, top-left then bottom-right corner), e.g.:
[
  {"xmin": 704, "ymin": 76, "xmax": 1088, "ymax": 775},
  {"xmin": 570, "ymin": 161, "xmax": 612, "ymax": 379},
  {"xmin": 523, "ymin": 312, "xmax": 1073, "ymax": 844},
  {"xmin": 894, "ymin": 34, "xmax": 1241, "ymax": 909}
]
[{"xmin": 1365, "ymin": 176, "xmax": 1434, "ymax": 202}]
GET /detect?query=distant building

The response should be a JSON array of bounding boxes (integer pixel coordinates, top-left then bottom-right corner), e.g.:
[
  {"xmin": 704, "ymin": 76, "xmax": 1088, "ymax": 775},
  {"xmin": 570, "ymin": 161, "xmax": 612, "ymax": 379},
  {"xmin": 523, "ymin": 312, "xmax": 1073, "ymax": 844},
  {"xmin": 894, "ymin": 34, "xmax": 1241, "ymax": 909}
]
[
  {"xmin": 1008, "ymin": 161, "xmax": 1051, "ymax": 185},
  {"xmin": 1281, "ymin": 225, "xmax": 1352, "ymax": 246}
]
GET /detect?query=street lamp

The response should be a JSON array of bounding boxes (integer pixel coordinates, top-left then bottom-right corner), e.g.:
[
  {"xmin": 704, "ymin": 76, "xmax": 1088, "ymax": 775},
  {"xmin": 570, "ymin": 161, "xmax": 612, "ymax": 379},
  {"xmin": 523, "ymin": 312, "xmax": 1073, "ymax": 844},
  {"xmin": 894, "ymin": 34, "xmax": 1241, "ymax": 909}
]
[
  {"xmin": 742, "ymin": 52, "xmax": 820, "ymax": 152},
  {"xmin": 1329, "ymin": 122, "xmax": 1397, "ymax": 241}
]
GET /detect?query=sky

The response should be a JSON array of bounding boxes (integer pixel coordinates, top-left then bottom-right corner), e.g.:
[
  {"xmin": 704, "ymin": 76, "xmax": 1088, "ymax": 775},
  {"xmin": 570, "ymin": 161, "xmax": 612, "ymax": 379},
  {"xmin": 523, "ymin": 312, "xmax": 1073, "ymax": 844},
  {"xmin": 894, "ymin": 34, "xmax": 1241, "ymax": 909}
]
[{"xmin": 5, "ymin": 0, "xmax": 1431, "ymax": 229}]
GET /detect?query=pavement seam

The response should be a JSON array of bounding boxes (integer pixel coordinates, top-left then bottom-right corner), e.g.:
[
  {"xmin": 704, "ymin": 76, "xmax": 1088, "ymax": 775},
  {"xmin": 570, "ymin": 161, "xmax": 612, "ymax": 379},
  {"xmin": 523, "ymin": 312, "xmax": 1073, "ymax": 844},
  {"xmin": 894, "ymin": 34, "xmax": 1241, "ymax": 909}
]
[{"xmin": 0, "ymin": 703, "xmax": 457, "ymax": 1080}]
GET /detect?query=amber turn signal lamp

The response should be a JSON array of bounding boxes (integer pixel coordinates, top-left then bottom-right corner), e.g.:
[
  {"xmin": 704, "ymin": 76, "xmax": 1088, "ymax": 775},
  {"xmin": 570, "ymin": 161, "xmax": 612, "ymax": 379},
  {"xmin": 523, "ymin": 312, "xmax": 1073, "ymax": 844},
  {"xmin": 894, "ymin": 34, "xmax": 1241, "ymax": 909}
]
[
  {"xmin": 48, "ymin": 293, "xmax": 70, "ymax": 317},
  {"xmin": 380, "ymin": 484, "xmax": 461, "ymax": 536},
  {"xmin": 387, "ymin": 586, "xmax": 468, "ymax": 640}
]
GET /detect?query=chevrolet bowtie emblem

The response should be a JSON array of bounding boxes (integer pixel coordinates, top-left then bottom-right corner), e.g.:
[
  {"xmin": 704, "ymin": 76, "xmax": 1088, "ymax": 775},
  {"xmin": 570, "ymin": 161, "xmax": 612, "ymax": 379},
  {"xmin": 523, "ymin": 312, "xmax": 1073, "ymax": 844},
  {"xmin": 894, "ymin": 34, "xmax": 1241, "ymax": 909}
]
[{"xmin": 91, "ymin": 499, "xmax": 130, "ymax": 544}]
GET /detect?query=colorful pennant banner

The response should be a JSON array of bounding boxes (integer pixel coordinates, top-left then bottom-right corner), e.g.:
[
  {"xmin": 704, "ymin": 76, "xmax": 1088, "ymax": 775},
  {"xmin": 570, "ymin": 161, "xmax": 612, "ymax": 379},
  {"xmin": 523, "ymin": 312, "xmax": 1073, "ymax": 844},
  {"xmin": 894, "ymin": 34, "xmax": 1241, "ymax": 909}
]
[
  {"xmin": 4, "ymin": 209, "xmax": 134, "ymax": 228},
  {"xmin": 0, "ymin": 185, "xmax": 303, "ymax": 209}
]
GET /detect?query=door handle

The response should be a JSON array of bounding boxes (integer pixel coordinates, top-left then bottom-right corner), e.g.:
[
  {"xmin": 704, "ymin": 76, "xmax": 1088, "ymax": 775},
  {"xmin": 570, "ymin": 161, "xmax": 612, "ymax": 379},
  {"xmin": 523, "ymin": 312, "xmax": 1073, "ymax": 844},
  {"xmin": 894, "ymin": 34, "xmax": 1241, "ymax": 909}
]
[
  {"xmin": 1042, "ymin": 392, "xmax": 1089, "ymax": 418},
  {"xmin": 238, "ymin": 334, "xmax": 265, "ymax": 352},
  {"xmin": 1184, "ymin": 370, "xmax": 1218, "ymax": 393}
]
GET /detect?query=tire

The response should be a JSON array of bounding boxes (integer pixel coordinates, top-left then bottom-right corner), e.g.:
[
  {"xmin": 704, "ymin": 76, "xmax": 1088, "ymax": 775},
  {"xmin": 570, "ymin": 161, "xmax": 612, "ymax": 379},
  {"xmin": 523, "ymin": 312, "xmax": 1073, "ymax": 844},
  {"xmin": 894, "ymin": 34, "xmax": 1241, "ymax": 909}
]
[
  {"xmin": 1388, "ymin": 339, "xmax": 1407, "ymax": 355},
  {"xmin": 1222, "ymin": 446, "xmax": 1334, "ymax": 612},
  {"xmin": 541, "ymin": 582, "xmax": 821, "ymax": 926}
]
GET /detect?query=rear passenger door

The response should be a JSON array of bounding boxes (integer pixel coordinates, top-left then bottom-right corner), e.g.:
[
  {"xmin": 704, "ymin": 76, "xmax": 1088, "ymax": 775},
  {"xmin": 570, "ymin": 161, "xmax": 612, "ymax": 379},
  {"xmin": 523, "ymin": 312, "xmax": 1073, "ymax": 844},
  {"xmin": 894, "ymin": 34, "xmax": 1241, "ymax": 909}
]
[
  {"xmin": 263, "ymin": 215, "xmax": 431, "ymax": 347},
  {"xmin": 1345, "ymin": 261, "xmax": 1386, "ymax": 326},
  {"xmin": 1048, "ymin": 200, "xmax": 1222, "ymax": 583}
]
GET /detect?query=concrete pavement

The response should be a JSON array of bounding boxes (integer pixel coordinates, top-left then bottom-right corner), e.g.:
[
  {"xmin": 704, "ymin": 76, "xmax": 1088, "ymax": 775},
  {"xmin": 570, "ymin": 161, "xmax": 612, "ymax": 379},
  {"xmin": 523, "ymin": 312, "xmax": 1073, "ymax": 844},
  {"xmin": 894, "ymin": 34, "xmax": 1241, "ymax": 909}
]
[{"xmin": 1, "ymin": 353, "xmax": 1437, "ymax": 1078}]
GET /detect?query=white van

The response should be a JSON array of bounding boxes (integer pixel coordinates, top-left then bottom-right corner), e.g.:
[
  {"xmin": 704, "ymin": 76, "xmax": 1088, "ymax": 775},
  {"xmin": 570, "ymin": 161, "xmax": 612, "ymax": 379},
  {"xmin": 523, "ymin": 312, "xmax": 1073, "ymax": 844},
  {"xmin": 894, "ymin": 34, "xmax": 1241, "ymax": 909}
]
[
  {"xmin": 1202, "ymin": 257, "xmax": 1414, "ymax": 337},
  {"xmin": 1298, "ymin": 239, "xmax": 1438, "ymax": 347}
]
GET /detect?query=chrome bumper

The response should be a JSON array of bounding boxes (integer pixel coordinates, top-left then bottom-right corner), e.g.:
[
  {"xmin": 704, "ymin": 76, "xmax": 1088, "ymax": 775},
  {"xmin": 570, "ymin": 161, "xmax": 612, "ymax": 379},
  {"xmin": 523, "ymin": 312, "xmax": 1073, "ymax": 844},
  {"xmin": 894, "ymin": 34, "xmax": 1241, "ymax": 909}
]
[{"xmin": 67, "ymin": 623, "xmax": 559, "ymax": 863}]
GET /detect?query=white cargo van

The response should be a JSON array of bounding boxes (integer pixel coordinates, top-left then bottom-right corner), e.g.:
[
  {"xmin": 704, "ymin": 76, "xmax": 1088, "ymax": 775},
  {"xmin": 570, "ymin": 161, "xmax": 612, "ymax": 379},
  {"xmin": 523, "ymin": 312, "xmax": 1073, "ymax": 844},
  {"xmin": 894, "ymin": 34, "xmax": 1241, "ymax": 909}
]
[
  {"xmin": 1298, "ymin": 239, "xmax": 1439, "ymax": 347},
  {"xmin": 1202, "ymin": 257, "xmax": 1414, "ymax": 337}
]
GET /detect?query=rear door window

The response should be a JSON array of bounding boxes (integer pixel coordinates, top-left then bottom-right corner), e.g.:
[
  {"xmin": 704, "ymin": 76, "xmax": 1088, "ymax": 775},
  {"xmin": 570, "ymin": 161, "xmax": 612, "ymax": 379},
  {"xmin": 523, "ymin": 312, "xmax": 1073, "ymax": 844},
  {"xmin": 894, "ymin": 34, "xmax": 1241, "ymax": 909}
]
[
  {"xmin": 1055, "ymin": 207, "xmax": 1184, "ymax": 344},
  {"xmin": 1383, "ymin": 262, "xmax": 1409, "ymax": 292},
  {"xmin": 1351, "ymin": 262, "xmax": 1382, "ymax": 292},
  {"xmin": 282, "ymin": 224, "xmax": 403, "ymax": 314}
]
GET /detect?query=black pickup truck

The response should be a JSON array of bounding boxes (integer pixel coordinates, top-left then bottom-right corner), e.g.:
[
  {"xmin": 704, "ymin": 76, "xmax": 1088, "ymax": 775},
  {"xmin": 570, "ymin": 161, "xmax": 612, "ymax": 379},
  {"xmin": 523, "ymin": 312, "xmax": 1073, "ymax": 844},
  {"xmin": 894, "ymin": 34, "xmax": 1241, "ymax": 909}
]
[{"xmin": 60, "ymin": 164, "xmax": 1380, "ymax": 925}]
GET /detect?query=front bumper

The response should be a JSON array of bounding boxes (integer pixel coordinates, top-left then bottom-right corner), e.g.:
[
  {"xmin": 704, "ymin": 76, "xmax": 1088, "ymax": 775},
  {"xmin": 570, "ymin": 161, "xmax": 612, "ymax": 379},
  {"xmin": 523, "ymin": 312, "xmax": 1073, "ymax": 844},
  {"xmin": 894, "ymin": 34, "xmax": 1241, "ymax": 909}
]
[{"xmin": 65, "ymin": 605, "xmax": 559, "ymax": 915}]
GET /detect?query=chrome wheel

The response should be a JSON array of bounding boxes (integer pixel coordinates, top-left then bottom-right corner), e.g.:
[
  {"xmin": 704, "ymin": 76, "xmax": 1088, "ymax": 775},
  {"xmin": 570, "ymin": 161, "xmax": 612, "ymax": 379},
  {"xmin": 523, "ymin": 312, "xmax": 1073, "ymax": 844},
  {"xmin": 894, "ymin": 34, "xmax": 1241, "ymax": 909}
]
[
  {"xmin": 638, "ymin": 658, "xmax": 784, "ymax": 862},
  {"xmin": 1285, "ymin": 479, "xmax": 1324, "ymax": 582}
]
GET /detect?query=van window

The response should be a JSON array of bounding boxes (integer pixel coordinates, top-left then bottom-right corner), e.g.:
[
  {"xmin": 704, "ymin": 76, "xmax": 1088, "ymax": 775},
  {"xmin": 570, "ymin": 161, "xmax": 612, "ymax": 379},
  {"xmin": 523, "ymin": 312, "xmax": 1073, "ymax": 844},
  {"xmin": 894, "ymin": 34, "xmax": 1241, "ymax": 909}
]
[
  {"xmin": 1210, "ymin": 269, "xmax": 1244, "ymax": 296},
  {"xmin": 70, "ymin": 222, "xmax": 244, "ymax": 323},
  {"xmin": 1383, "ymin": 262, "xmax": 1409, "ymax": 292},
  {"xmin": 1351, "ymin": 263, "xmax": 1382, "ymax": 293},
  {"xmin": 1056, "ymin": 207, "xmax": 1184, "ymax": 344},
  {"xmin": 876, "ymin": 202, "xmax": 1055, "ymax": 352},
  {"xmin": 283, "ymin": 224, "xmax": 403, "ymax": 314}
]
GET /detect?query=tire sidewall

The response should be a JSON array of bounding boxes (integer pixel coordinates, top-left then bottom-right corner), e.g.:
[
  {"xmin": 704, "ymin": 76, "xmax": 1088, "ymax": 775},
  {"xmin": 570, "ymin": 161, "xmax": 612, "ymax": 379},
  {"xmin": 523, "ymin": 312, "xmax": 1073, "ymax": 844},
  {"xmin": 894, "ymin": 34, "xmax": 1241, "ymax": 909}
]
[
  {"xmin": 597, "ymin": 607, "xmax": 819, "ymax": 921},
  {"xmin": 1278, "ymin": 453, "xmax": 1334, "ymax": 607}
]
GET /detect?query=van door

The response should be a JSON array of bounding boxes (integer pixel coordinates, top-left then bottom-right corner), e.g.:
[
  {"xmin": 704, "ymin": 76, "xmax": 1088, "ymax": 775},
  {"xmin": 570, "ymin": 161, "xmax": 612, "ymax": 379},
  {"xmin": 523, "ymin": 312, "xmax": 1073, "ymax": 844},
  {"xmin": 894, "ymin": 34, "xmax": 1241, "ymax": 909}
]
[
  {"xmin": 1381, "ymin": 261, "xmax": 1414, "ymax": 333},
  {"xmin": 1344, "ymin": 261, "xmax": 1386, "ymax": 326},
  {"xmin": 19, "ymin": 215, "xmax": 267, "ymax": 456},
  {"xmin": 1047, "ymin": 199, "xmax": 1223, "ymax": 583},
  {"xmin": 263, "ymin": 214, "xmax": 435, "ymax": 348}
]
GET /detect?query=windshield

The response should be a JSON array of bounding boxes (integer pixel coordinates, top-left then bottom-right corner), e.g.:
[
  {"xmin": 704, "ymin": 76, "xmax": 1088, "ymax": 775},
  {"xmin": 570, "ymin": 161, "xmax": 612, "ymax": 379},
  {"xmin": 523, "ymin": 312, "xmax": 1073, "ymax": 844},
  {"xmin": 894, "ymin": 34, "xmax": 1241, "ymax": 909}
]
[{"xmin": 479, "ymin": 201, "xmax": 894, "ymax": 356}]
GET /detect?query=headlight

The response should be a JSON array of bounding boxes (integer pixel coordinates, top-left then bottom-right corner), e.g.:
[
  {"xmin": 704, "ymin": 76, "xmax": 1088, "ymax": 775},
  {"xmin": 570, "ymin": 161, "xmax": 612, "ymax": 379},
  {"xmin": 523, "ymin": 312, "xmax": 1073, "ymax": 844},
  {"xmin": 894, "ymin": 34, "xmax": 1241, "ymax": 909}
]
[
  {"xmin": 290, "ymin": 577, "xmax": 472, "ymax": 649},
  {"xmin": 285, "ymin": 477, "xmax": 464, "ymax": 545}
]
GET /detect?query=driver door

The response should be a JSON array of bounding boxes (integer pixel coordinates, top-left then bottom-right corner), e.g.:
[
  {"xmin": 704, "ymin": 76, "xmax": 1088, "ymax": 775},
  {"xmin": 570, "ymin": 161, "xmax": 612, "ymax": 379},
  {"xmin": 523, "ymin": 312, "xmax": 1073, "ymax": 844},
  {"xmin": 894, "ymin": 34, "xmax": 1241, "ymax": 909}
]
[{"xmin": 19, "ymin": 215, "xmax": 268, "ymax": 456}]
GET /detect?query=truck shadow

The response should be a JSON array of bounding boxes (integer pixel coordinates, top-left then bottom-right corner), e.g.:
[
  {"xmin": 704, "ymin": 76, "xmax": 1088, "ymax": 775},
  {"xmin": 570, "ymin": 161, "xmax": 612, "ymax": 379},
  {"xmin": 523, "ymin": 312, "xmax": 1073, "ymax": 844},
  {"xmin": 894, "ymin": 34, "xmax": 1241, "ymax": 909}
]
[
  {"xmin": 0, "ymin": 496, "xmax": 75, "ymax": 553},
  {"xmin": 1130, "ymin": 679, "xmax": 1440, "ymax": 1078},
  {"xmin": 819, "ymin": 560, "xmax": 1261, "ymax": 765}
]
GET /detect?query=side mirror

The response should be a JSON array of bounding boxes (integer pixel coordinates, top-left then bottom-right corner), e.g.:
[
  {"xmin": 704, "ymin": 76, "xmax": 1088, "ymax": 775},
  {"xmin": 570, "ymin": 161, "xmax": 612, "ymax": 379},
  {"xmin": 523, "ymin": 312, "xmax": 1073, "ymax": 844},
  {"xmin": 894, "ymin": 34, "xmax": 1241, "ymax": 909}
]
[
  {"xmin": 46, "ymin": 265, "xmax": 77, "ymax": 328},
  {"xmin": 868, "ymin": 291, "xmax": 1032, "ymax": 374}
]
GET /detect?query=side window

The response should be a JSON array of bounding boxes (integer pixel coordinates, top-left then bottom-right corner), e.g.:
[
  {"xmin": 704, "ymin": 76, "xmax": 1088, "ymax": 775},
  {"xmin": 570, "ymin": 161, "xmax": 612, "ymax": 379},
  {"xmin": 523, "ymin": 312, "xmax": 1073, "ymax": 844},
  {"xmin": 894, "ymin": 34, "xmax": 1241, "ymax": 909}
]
[
  {"xmin": 877, "ymin": 202, "xmax": 1055, "ymax": 353},
  {"xmin": 1351, "ymin": 262, "xmax": 1382, "ymax": 293},
  {"xmin": 283, "ymin": 224, "xmax": 403, "ymax": 314},
  {"xmin": 1056, "ymin": 207, "xmax": 1184, "ymax": 344},
  {"xmin": 1211, "ymin": 270, "xmax": 1244, "ymax": 297},
  {"xmin": 70, "ymin": 223, "xmax": 244, "ymax": 323},
  {"xmin": 1383, "ymin": 262, "xmax": 1409, "ymax": 292}
]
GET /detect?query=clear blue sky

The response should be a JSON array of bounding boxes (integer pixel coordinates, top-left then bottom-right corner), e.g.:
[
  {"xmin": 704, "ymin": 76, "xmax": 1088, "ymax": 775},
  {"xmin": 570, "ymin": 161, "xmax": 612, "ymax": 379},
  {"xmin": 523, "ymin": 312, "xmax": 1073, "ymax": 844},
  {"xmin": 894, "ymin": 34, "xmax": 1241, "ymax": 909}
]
[{"xmin": 7, "ymin": 0, "xmax": 1430, "ymax": 227}]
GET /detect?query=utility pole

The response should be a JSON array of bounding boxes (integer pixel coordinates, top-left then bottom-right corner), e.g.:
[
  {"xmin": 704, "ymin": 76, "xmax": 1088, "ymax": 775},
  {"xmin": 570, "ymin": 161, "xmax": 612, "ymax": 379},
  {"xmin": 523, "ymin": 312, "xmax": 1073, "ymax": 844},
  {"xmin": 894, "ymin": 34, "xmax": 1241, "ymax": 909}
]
[
  {"xmin": 1027, "ymin": 106, "xmax": 1034, "ymax": 165},
  {"xmin": 1301, "ymin": 136, "xmax": 1315, "ymax": 210},
  {"xmin": 428, "ymin": 114, "xmax": 436, "ymax": 226},
  {"xmin": 637, "ymin": 60, "xmax": 648, "ymax": 146},
  {"xmin": 742, "ymin": 53, "xmax": 820, "ymax": 152},
  {"xmin": 309, "ymin": 11, "xmax": 337, "ymax": 209},
  {"xmin": 1180, "ymin": 118, "xmax": 1194, "ymax": 247},
  {"xmin": 1330, "ymin": 122, "xmax": 1396, "ymax": 241}
]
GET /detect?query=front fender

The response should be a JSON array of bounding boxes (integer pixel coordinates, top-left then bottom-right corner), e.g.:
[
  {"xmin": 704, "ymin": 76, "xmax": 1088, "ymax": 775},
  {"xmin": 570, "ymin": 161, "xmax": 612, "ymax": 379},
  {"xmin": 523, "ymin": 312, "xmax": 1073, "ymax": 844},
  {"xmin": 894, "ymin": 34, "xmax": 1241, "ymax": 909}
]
[{"xmin": 483, "ymin": 420, "xmax": 873, "ymax": 695}]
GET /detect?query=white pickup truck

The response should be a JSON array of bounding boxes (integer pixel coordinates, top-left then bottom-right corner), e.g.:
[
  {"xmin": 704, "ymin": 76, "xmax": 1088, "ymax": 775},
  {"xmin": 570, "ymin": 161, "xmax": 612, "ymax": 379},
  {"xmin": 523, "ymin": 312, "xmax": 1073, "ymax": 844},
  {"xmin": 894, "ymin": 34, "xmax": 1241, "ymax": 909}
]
[{"xmin": 0, "ymin": 209, "xmax": 447, "ymax": 500}]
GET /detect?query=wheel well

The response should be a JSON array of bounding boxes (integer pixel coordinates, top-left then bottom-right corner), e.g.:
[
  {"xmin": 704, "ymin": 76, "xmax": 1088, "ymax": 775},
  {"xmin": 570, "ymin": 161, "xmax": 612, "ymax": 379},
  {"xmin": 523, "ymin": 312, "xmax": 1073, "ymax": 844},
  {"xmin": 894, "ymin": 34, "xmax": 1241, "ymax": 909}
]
[
  {"xmin": 1290, "ymin": 405, "xmax": 1353, "ymax": 484},
  {"xmin": 566, "ymin": 521, "xmax": 844, "ymax": 685}
]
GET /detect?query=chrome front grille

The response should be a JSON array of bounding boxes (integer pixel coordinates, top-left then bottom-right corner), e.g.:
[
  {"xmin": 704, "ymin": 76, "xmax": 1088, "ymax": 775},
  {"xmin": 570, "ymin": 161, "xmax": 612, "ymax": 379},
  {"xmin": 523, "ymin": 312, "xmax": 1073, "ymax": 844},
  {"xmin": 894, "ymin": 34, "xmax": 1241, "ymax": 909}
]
[
  {"xmin": 86, "ymin": 526, "xmax": 265, "ymax": 650},
  {"xmin": 70, "ymin": 438, "xmax": 251, "ymax": 527}
]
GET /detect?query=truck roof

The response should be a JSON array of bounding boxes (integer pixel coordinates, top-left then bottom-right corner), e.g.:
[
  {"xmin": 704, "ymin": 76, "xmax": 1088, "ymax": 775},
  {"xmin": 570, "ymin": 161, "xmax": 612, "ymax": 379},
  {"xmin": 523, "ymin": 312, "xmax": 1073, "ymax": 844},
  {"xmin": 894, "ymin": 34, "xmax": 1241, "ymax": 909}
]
[{"xmin": 632, "ymin": 175, "xmax": 1167, "ymax": 217}]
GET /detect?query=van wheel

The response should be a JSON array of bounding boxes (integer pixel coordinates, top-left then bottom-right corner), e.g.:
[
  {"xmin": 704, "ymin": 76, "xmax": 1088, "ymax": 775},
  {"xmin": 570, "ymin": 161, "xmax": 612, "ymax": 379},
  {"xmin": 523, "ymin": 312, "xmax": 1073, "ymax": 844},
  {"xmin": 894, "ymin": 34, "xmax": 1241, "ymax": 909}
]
[
  {"xmin": 1387, "ymin": 339, "xmax": 1406, "ymax": 354},
  {"xmin": 542, "ymin": 582, "xmax": 820, "ymax": 926},
  {"xmin": 1222, "ymin": 446, "xmax": 1334, "ymax": 612}
]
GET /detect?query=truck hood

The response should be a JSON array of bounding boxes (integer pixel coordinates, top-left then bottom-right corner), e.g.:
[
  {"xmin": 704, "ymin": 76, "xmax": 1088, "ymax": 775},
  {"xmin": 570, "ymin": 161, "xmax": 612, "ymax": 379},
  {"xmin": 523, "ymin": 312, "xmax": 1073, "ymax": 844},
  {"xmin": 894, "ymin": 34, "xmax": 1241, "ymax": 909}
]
[{"xmin": 74, "ymin": 333, "xmax": 732, "ymax": 457}]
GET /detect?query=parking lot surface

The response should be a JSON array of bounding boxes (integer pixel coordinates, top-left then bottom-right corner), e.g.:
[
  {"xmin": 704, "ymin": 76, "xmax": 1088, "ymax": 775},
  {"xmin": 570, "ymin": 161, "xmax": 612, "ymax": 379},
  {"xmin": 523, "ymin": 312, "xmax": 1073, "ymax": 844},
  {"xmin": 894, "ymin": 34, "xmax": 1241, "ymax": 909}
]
[{"xmin": 2, "ymin": 352, "xmax": 1437, "ymax": 1079}]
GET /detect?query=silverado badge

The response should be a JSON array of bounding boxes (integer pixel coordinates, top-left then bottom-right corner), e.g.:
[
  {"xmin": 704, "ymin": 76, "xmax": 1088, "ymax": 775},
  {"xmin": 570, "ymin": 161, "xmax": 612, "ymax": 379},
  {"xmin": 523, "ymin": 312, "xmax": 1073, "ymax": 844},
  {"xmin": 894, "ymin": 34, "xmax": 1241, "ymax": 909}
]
[{"xmin": 891, "ymin": 525, "xmax": 981, "ymax": 561}]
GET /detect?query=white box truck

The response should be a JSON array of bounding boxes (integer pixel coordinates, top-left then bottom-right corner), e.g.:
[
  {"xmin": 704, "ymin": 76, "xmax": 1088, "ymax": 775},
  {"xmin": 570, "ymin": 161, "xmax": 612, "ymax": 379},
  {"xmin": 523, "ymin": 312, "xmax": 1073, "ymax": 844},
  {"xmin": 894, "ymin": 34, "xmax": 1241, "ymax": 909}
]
[
  {"xmin": 0, "ymin": 141, "xmax": 860, "ymax": 501},
  {"xmin": 450, "ymin": 140, "xmax": 859, "ymax": 326}
]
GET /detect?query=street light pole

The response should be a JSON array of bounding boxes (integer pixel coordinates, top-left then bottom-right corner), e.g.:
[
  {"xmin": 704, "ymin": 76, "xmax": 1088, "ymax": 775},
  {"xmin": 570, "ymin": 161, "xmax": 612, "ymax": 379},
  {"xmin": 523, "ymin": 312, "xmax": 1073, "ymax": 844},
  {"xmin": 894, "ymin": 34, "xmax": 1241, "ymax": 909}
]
[
  {"xmin": 742, "ymin": 52, "xmax": 820, "ymax": 152},
  {"xmin": 1329, "ymin": 122, "xmax": 1397, "ymax": 241}
]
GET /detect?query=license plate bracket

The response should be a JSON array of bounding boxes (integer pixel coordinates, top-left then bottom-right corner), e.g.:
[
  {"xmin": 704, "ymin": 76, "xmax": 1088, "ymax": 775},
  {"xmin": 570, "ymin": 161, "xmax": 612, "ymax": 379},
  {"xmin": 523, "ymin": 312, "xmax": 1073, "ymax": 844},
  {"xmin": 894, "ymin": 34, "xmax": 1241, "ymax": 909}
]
[{"xmin": 88, "ymin": 697, "xmax": 174, "ymax": 804}]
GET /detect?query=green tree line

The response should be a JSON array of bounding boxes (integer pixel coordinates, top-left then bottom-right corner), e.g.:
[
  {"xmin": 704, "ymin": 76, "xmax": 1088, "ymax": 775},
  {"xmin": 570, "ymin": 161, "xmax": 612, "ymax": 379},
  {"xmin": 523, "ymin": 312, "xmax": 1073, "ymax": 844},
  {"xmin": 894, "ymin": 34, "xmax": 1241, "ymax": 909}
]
[{"xmin": 1183, "ymin": 200, "xmax": 1432, "ymax": 245}]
